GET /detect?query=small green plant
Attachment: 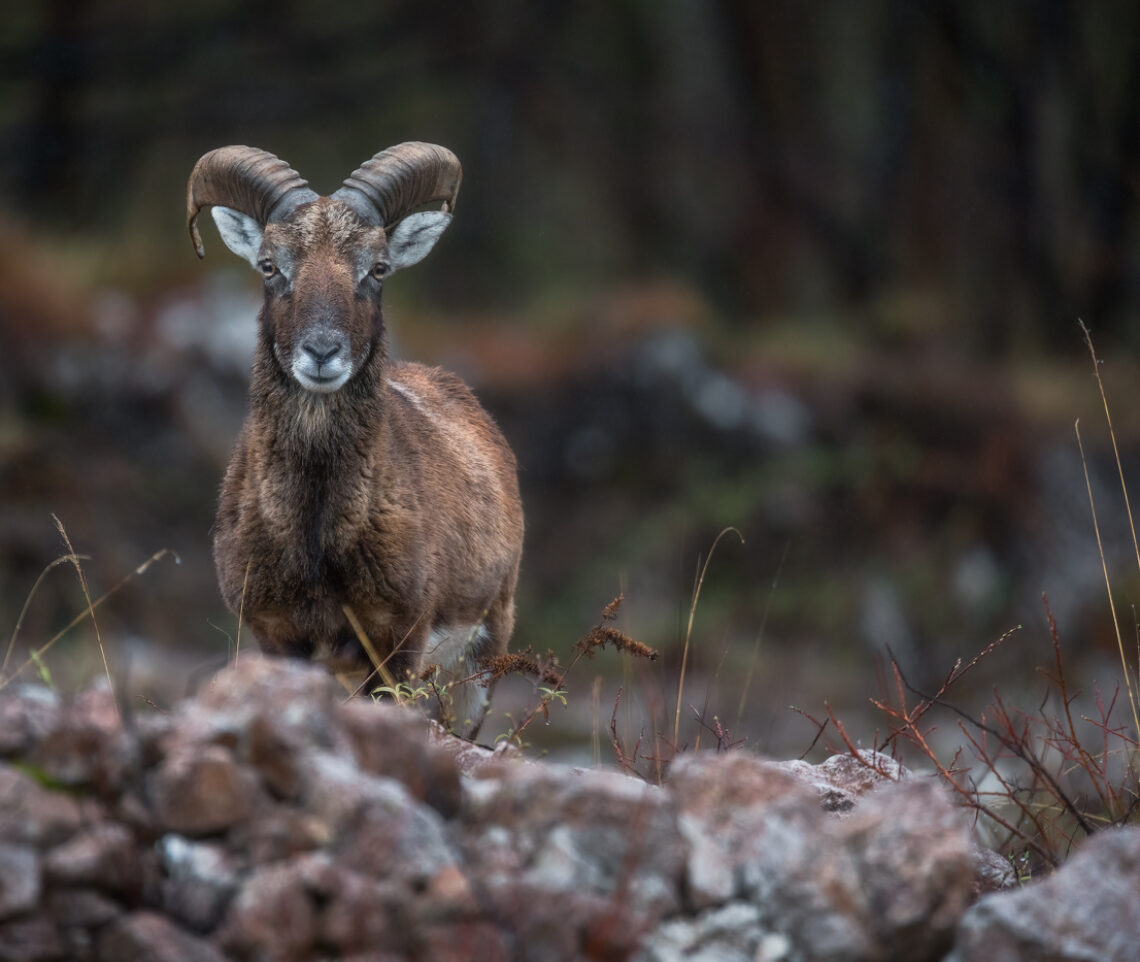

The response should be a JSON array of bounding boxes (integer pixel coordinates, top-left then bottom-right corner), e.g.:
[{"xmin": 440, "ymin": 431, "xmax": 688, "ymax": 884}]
[{"xmin": 371, "ymin": 679, "xmax": 435, "ymax": 704}]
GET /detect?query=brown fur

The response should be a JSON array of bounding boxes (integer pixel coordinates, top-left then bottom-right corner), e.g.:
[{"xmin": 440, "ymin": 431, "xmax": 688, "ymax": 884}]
[{"xmin": 213, "ymin": 199, "xmax": 523, "ymax": 734}]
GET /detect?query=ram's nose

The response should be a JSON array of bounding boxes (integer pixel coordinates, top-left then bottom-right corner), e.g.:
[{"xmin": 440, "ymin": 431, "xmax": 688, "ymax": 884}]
[
  {"xmin": 301, "ymin": 332, "xmax": 344, "ymax": 365},
  {"xmin": 292, "ymin": 330, "xmax": 353, "ymax": 393}
]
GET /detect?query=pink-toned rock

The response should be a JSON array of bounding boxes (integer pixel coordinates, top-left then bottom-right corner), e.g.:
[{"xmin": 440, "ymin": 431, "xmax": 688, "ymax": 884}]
[
  {"xmin": 218, "ymin": 859, "xmax": 318, "ymax": 962},
  {"xmin": 44, "ymin": 823, "xmax": 139, "ymax": 894},
  {"xmin": 96, "ymin": 910, "xmax": 226, "ymax": 962},
  {"xmin": 0, "ymin": 765, "xmax": 82, "ymax": 847},
  {"xmin": 667, "ymin": 751, "xmax": 821, "ymax": 908},
  {"xmin": 971, "ymin": 845, "xmax": 1017, "ymax": 895},
  {"xmin": 243, "ymin": 712, "xmax": 305, "ymax": 799},
  {"xmin": 30, "ymin": 683, "xmax": 128, "ymax": 791},
  {"xmin": 0, "ymin": 912, "xmax": 62, "ymax": 962},
  {"xmin": 661, "ymin": 752, "xmax": 974, "ymax": 962},
  {"xmin": 952, "ymin": 826, "xmax": 1140, "ymax": 961},
  {"xmin": 775, "ymin": 748, "xmax": 909, "ymax": 812},
  {"xmin": 150, "ymin": 744, "xmax": 261, "ymax": 836},
  {"xmin": 48, "ymin": 886, "xmax": 121, "ymax": 929},
  {"xmin": 337, "ymin": 700, "xmax": 462, "ymax": 816},
  {"xmin": 226, "ymin": 805, "xmax": 330, "ymax": 865},
  {"xmin": 316, "ymin": 868, "xmax": 401, "ymax": 951},
  {"xmin": 460, "ymin": 762, "xmax": 685, "ymax": 961}
]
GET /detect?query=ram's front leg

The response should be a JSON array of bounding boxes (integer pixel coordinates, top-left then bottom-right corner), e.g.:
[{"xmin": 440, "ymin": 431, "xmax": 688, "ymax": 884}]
[{"xmin": 416, "ymin": 622, "xmax": 495, "ymax": 738}]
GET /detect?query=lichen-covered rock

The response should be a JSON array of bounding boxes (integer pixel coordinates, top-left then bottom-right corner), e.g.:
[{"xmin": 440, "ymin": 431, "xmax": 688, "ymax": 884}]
[
  {"xmin": 949, "ymin": 826, "xmax": 1140, "ymax": 962},
  {"xmin": 458, "ymin": 761, "xmax": 686, "ymax": 961},
  {"xmin": 0, "ymin": 655, "xmax": 1107, "ymax": 962},
  {"xmin": 659, "ymin": 756, "xmax": 975, "ymax": 962},
  {"xmin": 776, "ymin": 748, "xmax": 909, "ymax": 812},
  {"xmin": 636, "ymin": 902, "xmax": 782, "ymax": 962}
]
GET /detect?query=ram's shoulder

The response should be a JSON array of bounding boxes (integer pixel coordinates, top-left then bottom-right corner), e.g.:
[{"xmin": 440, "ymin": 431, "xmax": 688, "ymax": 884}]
[{"xmin": 387, "ymin": 362, "xmax": 482, "ymax": 412}]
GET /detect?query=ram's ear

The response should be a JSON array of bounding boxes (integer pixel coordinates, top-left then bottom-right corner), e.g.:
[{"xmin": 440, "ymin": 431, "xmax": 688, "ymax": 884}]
[
  {"xmin": 386, "ymin": 211, "xmax": 452, "ymax": 273},
  {"xmin": 211, "ymin": 206, "xmax": 264, "ymax": 268}
]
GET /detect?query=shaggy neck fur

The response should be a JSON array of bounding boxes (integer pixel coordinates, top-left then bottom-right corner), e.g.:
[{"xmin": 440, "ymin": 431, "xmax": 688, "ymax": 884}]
[{"xmin": 247, "ymin": 322, "xmax": 390, "ymax": 581}]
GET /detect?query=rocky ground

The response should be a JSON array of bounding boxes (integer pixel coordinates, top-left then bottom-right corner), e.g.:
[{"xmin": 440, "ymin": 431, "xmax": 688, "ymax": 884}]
[{"xmin": 0, "ymin": 655, "xmax": 1137, "ymax": 961}]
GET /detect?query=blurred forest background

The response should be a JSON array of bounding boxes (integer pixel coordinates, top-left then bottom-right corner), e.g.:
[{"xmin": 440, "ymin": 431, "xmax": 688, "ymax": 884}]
[{"xmin": 3, "ymin": 0, "xmax": 1140, "ymax": 761}]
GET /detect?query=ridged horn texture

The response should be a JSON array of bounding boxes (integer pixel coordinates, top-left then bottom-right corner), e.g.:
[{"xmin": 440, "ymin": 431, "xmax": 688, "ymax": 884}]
[
  {"xmin": 186, "ymin": 146, "xmax": 318, "ymax": 257},
  {"xmin": 334, "ymin": 142, "xmax": 462, "ymax": 228}
]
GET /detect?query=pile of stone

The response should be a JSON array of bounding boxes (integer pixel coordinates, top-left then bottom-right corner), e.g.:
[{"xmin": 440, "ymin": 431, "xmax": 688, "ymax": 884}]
[{"xmin": 0, "ymin": 656, "xmax": 1137, "ymax": 961}]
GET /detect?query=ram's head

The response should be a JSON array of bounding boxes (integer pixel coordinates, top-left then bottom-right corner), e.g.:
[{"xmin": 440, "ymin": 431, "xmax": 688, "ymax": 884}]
[{"xmin": 186, "ymin": 143, "xmax": 461, "ymax": 393}]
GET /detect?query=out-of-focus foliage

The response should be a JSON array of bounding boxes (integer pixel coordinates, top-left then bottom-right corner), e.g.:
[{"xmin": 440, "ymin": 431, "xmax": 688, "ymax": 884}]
[
  {"xmin": 2, "ymin": 0, "xmax": 1139, "ymax": 347},
  {"xmin": 2, "ymin": 0, "xmax": 1140, "ymax": 762}
]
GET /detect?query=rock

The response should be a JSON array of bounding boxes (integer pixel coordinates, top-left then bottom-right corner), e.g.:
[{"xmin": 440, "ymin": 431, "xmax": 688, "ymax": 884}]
[
  {"xmin": 157, "ymin": 835, "xmax": 239, "ymax": 932},
  {"xmin": 338, "ymin": 700, "xmax": 462, "ymax": 816},
  {"xmin": 314, "ymin": 868, "xmax": 402, "ymax": 952},
  {"xmin": 460, "ymin": 763, "xmax": 686, "ymax": 961},
  {"xmin": 791, "ymin": 778, "xmax": 973, "ymax": 961},
  {"xmin": 0, "ymin": 913, "xmax": 62, "ymax": 962},
  {"xmin": 0, "ymin": 766, "xmax": 82, "ymax": 847},
  {"xmin": 635, "ymin": 902, "xmax": 779, "ymax": 962},
  {"xmin": 29, "ymin": 683, "xmax": 129, "ymax": 791},
  {"xmin": 667, "ymin": 751, "xmax": 821, "ymax": 908},
  {"xmin": 775, "ymin": 748, "xmax": 909, "ymax": 813},
  {"xmin": 667, "ymin": 754, "xmax": 974, "ymax": 961},
  {"xmin": 971, "ymin": 845, "xmax": 1017, "ymax": 895},
  {"xmin": 96, "ymin": 911, "xmax": 226, "ymax": 962},
  {"xmin": 0, "ymin": 655, "xmax": 1073, "ymax": 962},
  {"xmin": 950, "ymin": 826, "xmax": 1140, "ymax": 962},
  {"xmin": 0, "ymin": 843, "xmax": 40, "ymax": 920},
  {"xmin": 48, "ymin": 887, "xmax": 121, "ymax": 929},
  {"xmin": 0, "ymin": 686, "xmax": 60, "ymax": 757},
  {"xmin": 217, "ymin": 859, "xmax": 318, "ymax": 962},
  {"xmin": 44, "ymin": 823, "xmax": 139, "ymax": 894},
  {"xmin": 150, "ymin": 743, "xmax": 261, "ymax": 835},
  {"xmin": 304, "ymin": 751, "xmax": 460, "ymax": 886}
]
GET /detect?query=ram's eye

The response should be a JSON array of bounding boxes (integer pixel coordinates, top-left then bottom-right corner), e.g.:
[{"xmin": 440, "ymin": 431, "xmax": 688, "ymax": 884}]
[
  {"xmin": 370, "ymin": 263, "xmax": 388, "ymax": 282},
  {"xmin": 258, "ymin": 259, "xmax": 277, "ymax": 279}
]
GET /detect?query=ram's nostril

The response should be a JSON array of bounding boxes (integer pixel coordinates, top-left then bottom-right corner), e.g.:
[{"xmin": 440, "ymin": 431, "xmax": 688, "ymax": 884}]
[{"xmin": 302, "ymin": 335, "xmax": 342, "ymax": 365}]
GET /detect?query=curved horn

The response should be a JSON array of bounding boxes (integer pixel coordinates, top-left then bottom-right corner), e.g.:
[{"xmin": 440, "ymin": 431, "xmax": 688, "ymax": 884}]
[
  {"xmin": 186, "ymin": 146, "xmax": 319, "ymax": 258},
  {"xmin": 333, "ymin": 142, "xmax": 462, "ymax": 228}
]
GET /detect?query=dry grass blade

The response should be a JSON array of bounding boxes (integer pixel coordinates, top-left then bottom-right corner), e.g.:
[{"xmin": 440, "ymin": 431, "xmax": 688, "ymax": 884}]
[
  {"xmin": 1, "ymin": 545, "xmax": 179, "ymax": 692},
  {"xmin": 3, "ymin": 554, "xmax": 85, "ymax": 676},
  {"xmin": 1075, "ymin": 419, "xmax": 1140, "ymax": 757},
  {"xmin": 341, "ymin": 603, "xmax": 407, "ymax": 698},
  {"xmin": 1078, "ymin": 322, "xmax": 1140, "ymax": 755},
  {"xmin": 52, "ymin": 516, "xmax": 117, "ymax": 720},
  {"xmin": 674, "ymin": 526, "xmax": 744, "ymax": 748},
  {"xmin": 235, "ymin": 556, "xmax": 252, "ymax": 659}
]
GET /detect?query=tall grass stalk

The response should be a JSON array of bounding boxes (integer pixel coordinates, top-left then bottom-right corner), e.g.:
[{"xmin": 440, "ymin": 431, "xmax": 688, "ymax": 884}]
[
  {"xmin": 52, "ymin": 516, "xmax": 116, "ymax": 717},
  {"xmin": 1077, "ymin": 322, "xmax": 1140, "ymax": 759},
  {"xmin": 673, "ymin": 526, "xmax": 743, "ymax": 749},
  {"xmin": 1, "ymin": 546, "xmax": 178, "ymax": 692}
]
